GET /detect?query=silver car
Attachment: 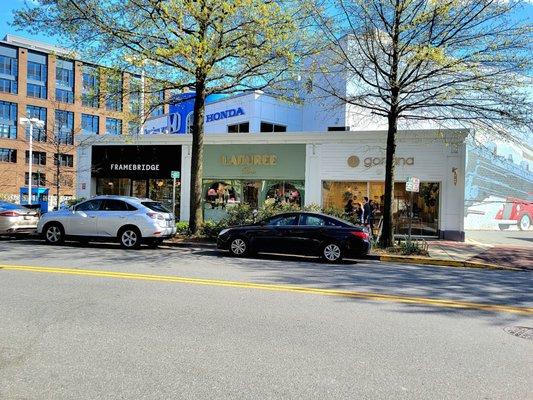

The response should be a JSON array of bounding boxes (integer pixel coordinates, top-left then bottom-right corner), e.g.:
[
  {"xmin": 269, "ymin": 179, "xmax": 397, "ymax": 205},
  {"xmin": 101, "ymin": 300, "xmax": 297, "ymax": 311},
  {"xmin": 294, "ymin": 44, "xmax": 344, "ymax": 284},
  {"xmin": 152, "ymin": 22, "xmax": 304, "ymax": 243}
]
[
  {"xmin": 37, "ymin": 196, "xmax": 177, "ymax": 249},
  {"xmin": 0, "ymin": 201, "xmax": 40, "ymax": 236}
]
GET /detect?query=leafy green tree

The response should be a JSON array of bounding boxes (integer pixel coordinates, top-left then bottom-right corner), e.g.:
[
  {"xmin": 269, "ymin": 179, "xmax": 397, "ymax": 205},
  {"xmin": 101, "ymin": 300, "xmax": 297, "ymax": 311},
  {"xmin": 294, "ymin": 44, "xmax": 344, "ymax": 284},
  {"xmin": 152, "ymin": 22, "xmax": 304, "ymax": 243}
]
[
  {"xmin": 312, "ymin": 0, "xmax": 532, "ymax": 247},
  {"xmin": 14, "ymin": 0, "xmax": 311, "ymax": 232}
]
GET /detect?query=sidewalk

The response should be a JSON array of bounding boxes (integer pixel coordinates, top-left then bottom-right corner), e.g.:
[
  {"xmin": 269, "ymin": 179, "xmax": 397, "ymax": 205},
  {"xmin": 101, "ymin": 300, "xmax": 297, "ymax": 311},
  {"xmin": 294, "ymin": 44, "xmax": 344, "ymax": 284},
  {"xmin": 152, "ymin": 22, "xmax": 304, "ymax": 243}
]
[{"xmin": 427, "ymin": 240, "xmax": 532, "ymax": 271}]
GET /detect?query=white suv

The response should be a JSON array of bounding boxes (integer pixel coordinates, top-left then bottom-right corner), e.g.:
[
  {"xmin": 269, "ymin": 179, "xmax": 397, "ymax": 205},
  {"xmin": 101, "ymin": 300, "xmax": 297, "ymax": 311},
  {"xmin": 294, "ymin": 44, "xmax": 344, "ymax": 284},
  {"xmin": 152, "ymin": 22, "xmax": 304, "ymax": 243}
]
[{"xmin": 37, "ymin": 196, "xmax": 177, "ymax": 249}]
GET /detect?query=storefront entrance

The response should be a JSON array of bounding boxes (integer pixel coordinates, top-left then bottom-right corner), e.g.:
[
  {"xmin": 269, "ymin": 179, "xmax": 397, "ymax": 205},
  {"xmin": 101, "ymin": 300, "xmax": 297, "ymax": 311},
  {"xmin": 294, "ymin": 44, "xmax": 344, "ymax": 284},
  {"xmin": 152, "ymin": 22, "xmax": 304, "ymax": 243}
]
[
  {"xmin": 322, "ymin": 181, "xmax": 440, "ymax": 236},
  {"xmin": 92, "ymin": 145, "xmax": 181, "ymax": 216}
]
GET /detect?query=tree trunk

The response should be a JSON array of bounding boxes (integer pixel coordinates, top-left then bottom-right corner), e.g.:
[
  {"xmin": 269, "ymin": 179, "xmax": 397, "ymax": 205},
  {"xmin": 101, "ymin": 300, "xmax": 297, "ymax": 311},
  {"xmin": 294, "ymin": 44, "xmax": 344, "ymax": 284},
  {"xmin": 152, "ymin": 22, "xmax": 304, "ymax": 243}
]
[
  {"xmin": 379, "ymin": 113, "xmax": 397, "ymax": 248},
  {"xmin": 188, "ymin": 79, "xmax": 207, "ymax": 234}
]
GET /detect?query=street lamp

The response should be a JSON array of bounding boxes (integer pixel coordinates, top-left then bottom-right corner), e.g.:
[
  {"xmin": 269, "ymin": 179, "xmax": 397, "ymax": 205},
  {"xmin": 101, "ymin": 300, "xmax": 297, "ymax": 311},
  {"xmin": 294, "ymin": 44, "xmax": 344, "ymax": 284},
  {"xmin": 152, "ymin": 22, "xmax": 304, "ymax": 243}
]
[{"xmin": 20, "ymin": 117, "xmax": 45, "ymax": 205}]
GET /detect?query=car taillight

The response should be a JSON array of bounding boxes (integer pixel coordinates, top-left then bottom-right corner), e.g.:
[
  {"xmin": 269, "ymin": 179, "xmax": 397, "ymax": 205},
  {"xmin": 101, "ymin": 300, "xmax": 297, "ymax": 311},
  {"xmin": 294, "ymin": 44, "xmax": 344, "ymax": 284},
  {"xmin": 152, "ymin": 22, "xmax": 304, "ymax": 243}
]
[
  {"xmin": 351, "ymin": 231, "xmax": 369, "ymax": 240},
  {"xmin": 0, "ymin": 211, "xmax": 19, "ymax": 217},
  {"xmin": 146, "ymin": 212, "xmax": 165, "ymax": 220}
]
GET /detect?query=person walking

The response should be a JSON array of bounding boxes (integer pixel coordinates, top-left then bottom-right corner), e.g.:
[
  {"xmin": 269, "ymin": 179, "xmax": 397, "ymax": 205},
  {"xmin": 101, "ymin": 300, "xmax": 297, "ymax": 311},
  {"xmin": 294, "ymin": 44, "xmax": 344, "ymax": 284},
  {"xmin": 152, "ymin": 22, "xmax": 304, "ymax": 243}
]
[{"xmin": 363, "ymin": 197, "xmax": 374, "ymax": 235}]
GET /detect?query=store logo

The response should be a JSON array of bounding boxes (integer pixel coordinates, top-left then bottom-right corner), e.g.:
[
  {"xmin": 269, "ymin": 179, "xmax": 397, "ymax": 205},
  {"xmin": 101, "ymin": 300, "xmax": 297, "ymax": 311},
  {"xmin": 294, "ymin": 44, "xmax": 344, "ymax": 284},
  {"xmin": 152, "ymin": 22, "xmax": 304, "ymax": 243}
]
[
  {"xmin": 206, "ymin": 107, "xmax": 245, "ymax": 123},
  {"xmin": 110, "ymin": 164, "xmax": 160, "ymax": 171},
  {"xmin": 347, "ymin": 155, "xmax": 360, "ymax": 168},
  {"xmin": 220, "ymin": 154, "xmax": 277, "ymax": 166},
  {"xmin": 363, "ymin": 157, "xmax": 415, "ymax": 168}
]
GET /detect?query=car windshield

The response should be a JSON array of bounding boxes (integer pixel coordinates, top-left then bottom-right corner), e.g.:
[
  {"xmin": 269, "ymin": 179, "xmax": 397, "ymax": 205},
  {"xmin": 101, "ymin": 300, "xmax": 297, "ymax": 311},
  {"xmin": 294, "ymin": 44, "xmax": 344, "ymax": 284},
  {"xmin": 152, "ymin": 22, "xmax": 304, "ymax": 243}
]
[{"xmin": 141, "ymin": 202, "xmax": 170, "ymax": 213}]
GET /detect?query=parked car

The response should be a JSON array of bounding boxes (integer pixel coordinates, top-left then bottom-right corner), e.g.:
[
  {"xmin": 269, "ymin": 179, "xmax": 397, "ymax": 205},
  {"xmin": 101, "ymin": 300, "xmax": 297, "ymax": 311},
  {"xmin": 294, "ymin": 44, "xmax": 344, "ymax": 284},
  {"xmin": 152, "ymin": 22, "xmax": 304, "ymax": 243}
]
[
  {"xmin": 36, "ymin": 196, "xmax": 176, "ymax": 249},
  {"xmin": 495, "ymin": 194, "xmax": 532, "ymax": 231},
  {"xmin": 217, "ymin": 212, "xmax": 371, "ymax": 262},
  {"xmin": 0, "ymin": 201, "xmax": 40, "ymax": 236}
]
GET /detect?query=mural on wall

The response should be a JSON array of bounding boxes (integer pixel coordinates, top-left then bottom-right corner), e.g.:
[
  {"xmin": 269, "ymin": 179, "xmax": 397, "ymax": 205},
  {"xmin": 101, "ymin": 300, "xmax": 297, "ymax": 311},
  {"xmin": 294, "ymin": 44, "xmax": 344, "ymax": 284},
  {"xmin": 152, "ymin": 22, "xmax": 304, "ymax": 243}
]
[{"xmin": 464, "ymin": 140, "xmax": 533, "ymax": 231}]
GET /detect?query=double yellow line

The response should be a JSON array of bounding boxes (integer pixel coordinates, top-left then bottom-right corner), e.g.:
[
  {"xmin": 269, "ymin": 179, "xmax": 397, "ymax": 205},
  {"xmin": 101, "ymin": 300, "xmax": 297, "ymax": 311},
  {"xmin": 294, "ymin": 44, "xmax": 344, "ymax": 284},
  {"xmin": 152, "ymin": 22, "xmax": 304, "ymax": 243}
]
[{"xmin": 1, "ymin": 264, "xmax": 532, "ymax": 315}]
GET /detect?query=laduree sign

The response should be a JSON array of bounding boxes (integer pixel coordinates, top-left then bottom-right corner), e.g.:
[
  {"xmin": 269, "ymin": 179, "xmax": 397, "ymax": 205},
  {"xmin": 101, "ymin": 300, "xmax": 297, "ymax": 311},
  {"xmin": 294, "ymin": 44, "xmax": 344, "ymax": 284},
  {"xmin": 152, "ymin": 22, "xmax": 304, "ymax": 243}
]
[{"xmin": 204, "ymin": 144, "xmax": 305, "ymax": 179}]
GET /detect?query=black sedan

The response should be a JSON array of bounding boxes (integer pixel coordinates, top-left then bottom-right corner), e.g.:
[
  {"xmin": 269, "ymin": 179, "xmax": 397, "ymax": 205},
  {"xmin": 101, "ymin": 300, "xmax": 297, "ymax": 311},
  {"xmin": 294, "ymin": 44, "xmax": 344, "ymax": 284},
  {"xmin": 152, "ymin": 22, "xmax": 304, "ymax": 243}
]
[{"xmin": 217, "ymin": 212, "xmax": 371, "ymax": 262}]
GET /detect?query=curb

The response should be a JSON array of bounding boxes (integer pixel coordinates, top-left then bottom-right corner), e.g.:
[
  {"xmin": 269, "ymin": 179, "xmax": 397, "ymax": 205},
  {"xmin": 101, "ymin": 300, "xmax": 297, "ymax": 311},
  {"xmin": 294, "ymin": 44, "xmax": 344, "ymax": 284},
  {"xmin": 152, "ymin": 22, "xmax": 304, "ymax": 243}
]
[
  {"xmin": 378, "ymin": 255, "xmax": 522, "ymax": 271},
  {"xmin": 162, "ymin": 241, "xmax": 524, "ymax": 271}
]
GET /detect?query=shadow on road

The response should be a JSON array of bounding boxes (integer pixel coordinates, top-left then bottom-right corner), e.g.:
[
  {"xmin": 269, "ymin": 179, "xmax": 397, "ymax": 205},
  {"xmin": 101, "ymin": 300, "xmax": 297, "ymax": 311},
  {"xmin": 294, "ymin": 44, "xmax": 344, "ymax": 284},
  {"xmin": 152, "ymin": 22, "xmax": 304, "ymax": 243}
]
[{"xmin": 1, "ymin": 238, "xmax": 531, "ymax": 324}]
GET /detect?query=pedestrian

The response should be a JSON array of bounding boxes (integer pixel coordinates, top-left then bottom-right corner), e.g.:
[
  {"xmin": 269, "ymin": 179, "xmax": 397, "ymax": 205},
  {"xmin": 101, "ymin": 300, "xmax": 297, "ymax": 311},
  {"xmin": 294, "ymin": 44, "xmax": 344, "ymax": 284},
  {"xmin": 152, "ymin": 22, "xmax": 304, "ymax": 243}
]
[
  {"xmin": 363, "ymin": 197, "xmax": 374, "ymax": 235},
  {"xmin": 344, "ymin": 199, "xmax": 354, "ymax": 216},
  {"xmin": 355, "ymin": 202, "xmax": 363, "ymax": 223}
]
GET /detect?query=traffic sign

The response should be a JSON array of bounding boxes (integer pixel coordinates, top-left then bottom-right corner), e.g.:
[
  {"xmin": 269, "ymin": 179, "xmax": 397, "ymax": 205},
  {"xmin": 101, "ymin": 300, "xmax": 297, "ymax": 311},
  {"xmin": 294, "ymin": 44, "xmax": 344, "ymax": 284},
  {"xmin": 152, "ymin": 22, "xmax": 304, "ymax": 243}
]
[
  {"xmin": 171, "ymin": 171, "xmax": 180, "ymax": 179},
  {"xmin": 406, "ymin": 176, "xmax": 420, "ymax": 192}
]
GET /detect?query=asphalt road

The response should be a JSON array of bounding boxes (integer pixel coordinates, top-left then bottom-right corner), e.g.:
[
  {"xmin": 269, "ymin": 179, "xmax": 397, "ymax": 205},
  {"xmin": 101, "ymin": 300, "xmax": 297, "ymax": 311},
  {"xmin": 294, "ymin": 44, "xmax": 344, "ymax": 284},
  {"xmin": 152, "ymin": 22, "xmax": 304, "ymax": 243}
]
[{"xmin": 0, "ymin": 239, "xmax": 532, "ymax": 400}]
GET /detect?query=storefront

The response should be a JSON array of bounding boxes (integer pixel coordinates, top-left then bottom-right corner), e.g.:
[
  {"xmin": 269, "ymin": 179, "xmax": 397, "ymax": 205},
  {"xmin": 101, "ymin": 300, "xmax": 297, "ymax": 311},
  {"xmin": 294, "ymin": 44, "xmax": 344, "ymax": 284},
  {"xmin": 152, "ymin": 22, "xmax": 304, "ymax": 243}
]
[
  {"xmin": 91, "ymin": 145, "xmax": 181, "ymax": 215},
  {"xmin": 202, "ymin": 144, "xmax": 306, "ymax": 221},
  {"xmin": 304, "ymin": 130, "xmax": 466, "ymax": 240}
]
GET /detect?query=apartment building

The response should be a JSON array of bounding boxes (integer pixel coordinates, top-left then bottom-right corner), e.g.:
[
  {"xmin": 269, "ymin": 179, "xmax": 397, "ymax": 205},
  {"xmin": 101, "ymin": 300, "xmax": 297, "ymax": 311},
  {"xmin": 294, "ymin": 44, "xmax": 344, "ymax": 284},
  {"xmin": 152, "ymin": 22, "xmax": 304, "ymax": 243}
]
[{"xmin": 0, "ymin": 35, "xmax": 168, "ymax": 207}]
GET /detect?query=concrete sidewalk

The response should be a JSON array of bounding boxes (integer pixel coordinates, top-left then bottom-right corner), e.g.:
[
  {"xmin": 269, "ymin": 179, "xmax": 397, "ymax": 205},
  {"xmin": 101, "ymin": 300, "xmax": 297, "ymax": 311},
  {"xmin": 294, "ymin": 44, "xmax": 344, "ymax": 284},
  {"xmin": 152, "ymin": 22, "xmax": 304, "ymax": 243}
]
[{"xmin": 428, "ymin": 240, "xmax": 532, "ymax": 271}]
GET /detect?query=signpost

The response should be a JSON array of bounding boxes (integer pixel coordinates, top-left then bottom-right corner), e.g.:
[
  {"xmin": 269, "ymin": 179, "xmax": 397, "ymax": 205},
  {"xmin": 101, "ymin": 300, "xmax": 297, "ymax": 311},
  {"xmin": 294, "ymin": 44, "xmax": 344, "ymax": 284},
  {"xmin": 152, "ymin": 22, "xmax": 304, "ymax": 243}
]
[
  {"xmin": 405, "ymin": 177, "xmax": 420, "ymax": 243},
  {"xmin": 171, "ymin": 171, "xmax": 180, "ymax": 216}
]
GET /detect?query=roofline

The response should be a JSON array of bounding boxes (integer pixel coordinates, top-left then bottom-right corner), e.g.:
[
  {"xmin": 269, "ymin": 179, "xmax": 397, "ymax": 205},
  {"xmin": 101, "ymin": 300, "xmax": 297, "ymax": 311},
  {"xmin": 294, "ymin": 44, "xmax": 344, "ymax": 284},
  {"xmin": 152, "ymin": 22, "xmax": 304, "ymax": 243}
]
[{"xmin": 2, "ymin": 34, "xmax": 75, "ymax": 58}]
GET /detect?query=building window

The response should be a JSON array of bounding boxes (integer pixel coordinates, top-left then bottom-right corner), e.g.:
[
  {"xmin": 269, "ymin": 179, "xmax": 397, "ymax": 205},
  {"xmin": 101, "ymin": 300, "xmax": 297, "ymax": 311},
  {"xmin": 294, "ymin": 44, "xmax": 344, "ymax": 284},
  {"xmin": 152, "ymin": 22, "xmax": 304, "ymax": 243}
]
[
  {"xmin": 327, "ymin": 126, "xmax": 349, "ymax": 131},
  {"xmin": 26, "ymin": 105, "xmax": 47, "ymax": 142},
  {"xmin": 27, "ymin": 51, "xmax": 47, "ymax": 99},
  {"xmin": 81, "ymin": 114, "xmax": 99, "ymax": 135},
  {"xmin": 227, "ymin": 122, "xmax": 249, "ymax": 133},
  {"xmin": 106, "ymin": 117, "xmax": 122, "ymax": 135},
  {"xmin": 55, "ymin": 58, "xmax": 74, "ymax": 104},
  {"xmin": 54, "ymin": 110, "xmax": 74, "ymax": 144},
  {"xmin": 105, "ymin": 72, "xmax": 123, "ymax": 111},
  {"xmin": 0, "ymin": 44, "xmax": 18, "ymax": 95},
  {"xmin": 129, "ymin": 76, "xmax": 141, "ymax": 115},
  {"xmin": 0, "ymin": 148, "xmax": 16, "ymax": 163},
  {"xmin": 25, "ymin": 172, "xmax": 46, "ymax": 187},
  {"xmin": 82, "ymin": 65, "xmax": 99, "ymax": 108},
  {"xmin": 150, "ymin": 89, "xmax": 164, "ymax": 117},
  {"xmin": 25, "ymin": 150, "xmax": 46, "ymax": 166},
  {"xmin": 260, "ymin": 122, "xmax": 287, "ymax": 133},
  {"xmin": 0, "ymin": 100, "xmax": 17, "ymax": 139},
  {"xmin": 54, "ymin": 153, "xmax": 73, "ymax": 167}
]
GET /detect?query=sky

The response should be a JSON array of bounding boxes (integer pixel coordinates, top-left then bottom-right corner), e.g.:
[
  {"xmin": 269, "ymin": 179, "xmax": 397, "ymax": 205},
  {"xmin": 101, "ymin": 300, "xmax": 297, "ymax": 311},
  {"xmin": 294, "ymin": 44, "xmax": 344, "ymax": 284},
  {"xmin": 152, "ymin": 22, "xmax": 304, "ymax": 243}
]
[{"xmin": 1, "ymin": 0, "xmax": 532, "ymax": 46}]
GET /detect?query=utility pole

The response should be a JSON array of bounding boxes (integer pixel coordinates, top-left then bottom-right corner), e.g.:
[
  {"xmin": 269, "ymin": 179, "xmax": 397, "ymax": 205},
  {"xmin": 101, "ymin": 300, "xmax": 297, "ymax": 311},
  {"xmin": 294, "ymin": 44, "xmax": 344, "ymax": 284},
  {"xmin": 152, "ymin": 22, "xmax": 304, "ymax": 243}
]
[{"xmin": 20, "ymin": 117, "xmax": 45, "ymax": 205}]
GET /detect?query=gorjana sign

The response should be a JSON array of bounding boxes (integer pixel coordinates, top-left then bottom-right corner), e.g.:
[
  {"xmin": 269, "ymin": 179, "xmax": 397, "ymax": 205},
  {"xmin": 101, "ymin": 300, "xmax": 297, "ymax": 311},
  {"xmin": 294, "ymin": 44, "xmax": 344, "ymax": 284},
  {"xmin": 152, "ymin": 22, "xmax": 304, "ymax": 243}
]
[{"xmin": 206, "ymin": 107, "xmax": 245, "ymax": 123}]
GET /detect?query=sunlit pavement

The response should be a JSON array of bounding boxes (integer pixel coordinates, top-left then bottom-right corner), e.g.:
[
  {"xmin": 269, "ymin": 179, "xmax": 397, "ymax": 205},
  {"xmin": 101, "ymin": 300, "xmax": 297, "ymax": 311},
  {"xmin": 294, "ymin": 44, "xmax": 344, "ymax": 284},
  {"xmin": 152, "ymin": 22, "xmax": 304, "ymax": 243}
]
[{"xmin": 0, "ymin": 238, "xmax": 531, "ymax": 399}]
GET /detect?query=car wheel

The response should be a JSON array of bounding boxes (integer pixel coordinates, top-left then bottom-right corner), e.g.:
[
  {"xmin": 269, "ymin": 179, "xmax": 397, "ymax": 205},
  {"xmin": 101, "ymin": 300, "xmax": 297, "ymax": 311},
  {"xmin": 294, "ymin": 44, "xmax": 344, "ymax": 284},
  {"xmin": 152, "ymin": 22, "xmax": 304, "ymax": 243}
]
[
  {"xmin": 229, "ymin": 237, "xmax": 249, "ymax": 257},
  {"xmin": 119, "ymin": 226, "xmax": 141, "ymax": 249},
  {"xmin": 322, "ymin": 243, "xmax": 343, "ymax": 262},
  {"xmin": 498, "ymin": 224, "xmax": 510, "ymax": 231},
  {"xmin": 518, "ymin": 215, "xmax": 531, "ymax": 231},
  {"xmin": 44, "ymin": 223, "xmax": 65, "ymax": 245}
]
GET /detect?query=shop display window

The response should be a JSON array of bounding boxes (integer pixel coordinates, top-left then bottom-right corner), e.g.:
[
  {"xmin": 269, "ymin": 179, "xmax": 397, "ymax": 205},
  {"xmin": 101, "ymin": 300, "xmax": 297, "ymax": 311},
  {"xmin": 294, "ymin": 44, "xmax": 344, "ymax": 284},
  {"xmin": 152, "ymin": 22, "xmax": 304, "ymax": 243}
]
[
  {"xmin": 97, "ymin": 178, "xmax": 131, "ymax": 196},
  {"xmin": 322, "ymin": 180, "xmax": 440, "ymax": 236}
]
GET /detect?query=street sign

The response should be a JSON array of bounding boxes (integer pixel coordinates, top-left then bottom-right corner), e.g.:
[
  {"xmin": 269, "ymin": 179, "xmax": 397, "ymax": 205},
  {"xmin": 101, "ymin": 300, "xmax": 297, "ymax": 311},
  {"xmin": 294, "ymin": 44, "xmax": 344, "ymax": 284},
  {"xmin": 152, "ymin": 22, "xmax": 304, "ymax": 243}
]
[
  {"xmin": 406, "ymin": 176, "xmax": 420, "ymax": 192},
  {"xmin": 171, "ymin": 170, "xmax": 180, "ymax": 179}
]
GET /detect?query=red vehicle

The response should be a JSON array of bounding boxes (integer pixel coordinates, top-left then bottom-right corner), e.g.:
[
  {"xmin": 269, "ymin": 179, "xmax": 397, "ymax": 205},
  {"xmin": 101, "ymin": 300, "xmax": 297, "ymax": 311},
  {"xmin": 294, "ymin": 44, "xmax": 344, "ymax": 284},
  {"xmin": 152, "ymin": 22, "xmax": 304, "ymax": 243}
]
[{"xmin": 495, "ymin": 194, "xmax": 533, "ymax": 231}]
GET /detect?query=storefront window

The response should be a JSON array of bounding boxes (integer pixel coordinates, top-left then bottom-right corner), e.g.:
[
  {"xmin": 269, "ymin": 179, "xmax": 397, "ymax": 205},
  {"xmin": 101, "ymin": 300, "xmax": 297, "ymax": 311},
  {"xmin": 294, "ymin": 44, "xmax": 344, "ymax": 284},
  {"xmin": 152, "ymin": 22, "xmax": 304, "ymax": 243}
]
[
  {"xmin": 322, "ymin": 181, "xmax": 440, "ymax": 236},
  {"xmin": 203, "ymin": 179, "xmax": 304, "ymax": 221},
  {"xmin": 97, "ymin": 178, "xmax": 130, "ymax": 196}
]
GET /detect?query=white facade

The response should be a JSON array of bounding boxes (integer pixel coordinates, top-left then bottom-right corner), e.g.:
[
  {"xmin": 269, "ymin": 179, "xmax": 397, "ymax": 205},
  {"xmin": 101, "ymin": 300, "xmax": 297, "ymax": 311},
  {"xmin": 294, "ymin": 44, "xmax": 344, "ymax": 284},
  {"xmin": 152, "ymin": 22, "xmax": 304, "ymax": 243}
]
[{"xmin": 76, "ymin": 129, "xmax": 467, "ymax": 240}]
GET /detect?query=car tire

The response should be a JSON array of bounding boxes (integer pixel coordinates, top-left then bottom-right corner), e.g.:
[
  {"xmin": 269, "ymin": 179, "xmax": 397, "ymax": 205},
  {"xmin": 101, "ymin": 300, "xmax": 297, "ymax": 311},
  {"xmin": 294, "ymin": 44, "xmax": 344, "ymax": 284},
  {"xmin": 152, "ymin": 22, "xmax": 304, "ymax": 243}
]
[
  {"xmin": 321, "ymin": 243, "xmax": 343, "ymax": 263},
  {"xmin": 229, "ymin": 237, "xmax": 249, "ymax": 257},
  {"xmin": 44, "ymin": 223, "xmax": 65, "ymax": 245},
  {"xmin": 498, "ymin": 224, "xmax": 510, "ymax": 231},
  {"xmin": 118, "ymin": 226, "xmax": 142, "ymax": 249},
  {"xmin": 518, "ymin": 215, "xmax": 531, "ymax": 231}
]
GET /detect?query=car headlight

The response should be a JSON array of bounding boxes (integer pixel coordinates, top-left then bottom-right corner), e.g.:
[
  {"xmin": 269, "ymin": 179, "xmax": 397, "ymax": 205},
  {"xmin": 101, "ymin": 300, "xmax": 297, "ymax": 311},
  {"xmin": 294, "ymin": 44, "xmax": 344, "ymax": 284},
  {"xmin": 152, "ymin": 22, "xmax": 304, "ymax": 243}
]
[{"xmin": 219, "ymin": 228, "xmax": 230, "ymax": 236}]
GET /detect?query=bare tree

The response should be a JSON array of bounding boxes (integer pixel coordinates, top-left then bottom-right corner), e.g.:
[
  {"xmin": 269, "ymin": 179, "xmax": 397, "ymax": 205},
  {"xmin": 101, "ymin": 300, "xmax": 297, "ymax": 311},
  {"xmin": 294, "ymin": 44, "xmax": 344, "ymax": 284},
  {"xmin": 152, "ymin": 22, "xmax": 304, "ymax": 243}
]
[{"xmin": 311, "ymin": 0, "xmax": 532, "ymax": 246}]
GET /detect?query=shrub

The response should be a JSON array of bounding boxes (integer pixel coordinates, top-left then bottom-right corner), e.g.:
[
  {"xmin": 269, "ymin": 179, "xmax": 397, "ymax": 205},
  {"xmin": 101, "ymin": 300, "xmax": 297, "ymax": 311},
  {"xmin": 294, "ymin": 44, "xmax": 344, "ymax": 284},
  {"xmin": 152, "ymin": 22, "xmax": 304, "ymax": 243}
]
[
  {"xmin": 200, "ymin": 220, "xmax": 223, "ymax": 238},
  {"xmin": 398, "ymin": 240, "xmax": 429, "ymax": 256},
  {"xmin": 175, "ymin": 221, "xmax": 190, "ymax": 235},
  {"xmin": 220, "ymin": 203, "xmax": 255, "ymax": 227}
]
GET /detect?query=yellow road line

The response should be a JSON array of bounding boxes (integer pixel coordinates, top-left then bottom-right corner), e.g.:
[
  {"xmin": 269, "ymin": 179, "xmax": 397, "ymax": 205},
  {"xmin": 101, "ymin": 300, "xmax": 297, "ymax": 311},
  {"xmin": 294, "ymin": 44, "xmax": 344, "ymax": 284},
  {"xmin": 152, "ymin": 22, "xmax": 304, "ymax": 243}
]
[{"xmin": 1, "ymin": 264, "xmax": 532, "ymax": 315}]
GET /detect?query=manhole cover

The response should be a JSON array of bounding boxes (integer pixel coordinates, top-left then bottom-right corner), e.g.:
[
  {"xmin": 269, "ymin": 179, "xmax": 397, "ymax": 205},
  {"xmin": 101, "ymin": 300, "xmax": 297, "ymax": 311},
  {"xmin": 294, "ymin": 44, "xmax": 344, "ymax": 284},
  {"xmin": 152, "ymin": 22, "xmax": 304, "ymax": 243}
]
[{"xmin": 503, "ymin": 326, "xmax": 533, "ymax": 341}]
